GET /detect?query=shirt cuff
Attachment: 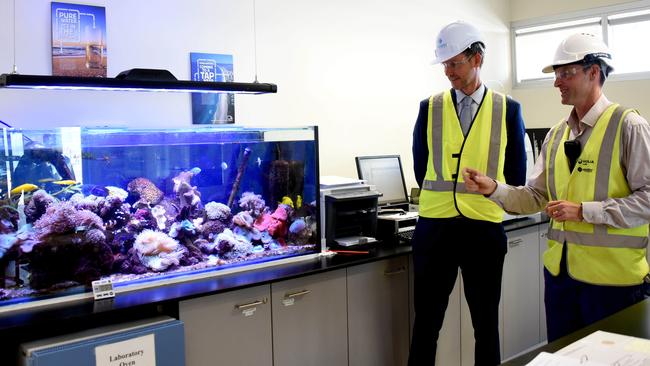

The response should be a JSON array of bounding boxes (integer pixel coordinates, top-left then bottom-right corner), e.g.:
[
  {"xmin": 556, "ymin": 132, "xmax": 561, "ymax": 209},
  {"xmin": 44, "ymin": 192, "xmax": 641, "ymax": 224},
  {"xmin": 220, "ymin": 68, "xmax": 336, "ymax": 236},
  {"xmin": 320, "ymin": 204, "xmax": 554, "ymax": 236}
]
[
  {"xmin": 581, "ymin": 201, "xmax": 604, "ymax": 224},
  {"xmin": 487, "ymin": 182, "xmax": 508, "ymax": 202}
]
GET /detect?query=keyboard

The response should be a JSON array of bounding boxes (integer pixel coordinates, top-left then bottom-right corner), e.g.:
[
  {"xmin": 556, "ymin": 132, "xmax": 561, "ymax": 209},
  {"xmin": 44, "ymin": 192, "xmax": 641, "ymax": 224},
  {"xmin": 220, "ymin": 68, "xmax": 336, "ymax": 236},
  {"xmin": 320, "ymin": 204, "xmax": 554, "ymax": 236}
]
[{"xmin": 396, "ymin": 229, "xmax": 415, "ymax": 243}]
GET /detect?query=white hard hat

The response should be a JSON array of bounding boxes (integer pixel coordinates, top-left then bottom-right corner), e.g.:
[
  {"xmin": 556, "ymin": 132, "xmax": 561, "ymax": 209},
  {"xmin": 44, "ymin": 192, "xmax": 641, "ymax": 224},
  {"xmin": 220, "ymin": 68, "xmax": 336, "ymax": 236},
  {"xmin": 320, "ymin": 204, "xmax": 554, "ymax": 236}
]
[
  {"xmin": 542, "ymin": 33, "xmax": 614, "ymax": 73},
  {"xmin": 432, "ymin": 21, "xmax": 484, "ymax": 64}
]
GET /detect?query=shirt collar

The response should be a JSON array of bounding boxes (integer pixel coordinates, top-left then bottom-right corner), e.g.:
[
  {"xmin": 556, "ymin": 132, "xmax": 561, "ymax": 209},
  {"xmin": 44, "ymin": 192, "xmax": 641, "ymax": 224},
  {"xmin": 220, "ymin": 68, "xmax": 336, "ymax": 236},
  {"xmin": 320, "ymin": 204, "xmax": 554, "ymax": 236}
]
[
  {"xmin": 455, "ymin": 84, "xmax": 485, "ymax": 105},
  {"xmin": 566, "ymin": 93, "xmax": 613, "ymax": 131}
]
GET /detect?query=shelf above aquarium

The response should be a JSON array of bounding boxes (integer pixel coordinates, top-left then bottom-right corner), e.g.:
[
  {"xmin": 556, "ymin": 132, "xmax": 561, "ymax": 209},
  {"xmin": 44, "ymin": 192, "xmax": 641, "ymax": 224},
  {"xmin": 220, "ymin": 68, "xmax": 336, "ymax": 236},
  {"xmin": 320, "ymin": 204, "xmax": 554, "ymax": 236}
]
[{"xmin": 0, "ymin": 72, "xmax": 277, "ymax": 94}]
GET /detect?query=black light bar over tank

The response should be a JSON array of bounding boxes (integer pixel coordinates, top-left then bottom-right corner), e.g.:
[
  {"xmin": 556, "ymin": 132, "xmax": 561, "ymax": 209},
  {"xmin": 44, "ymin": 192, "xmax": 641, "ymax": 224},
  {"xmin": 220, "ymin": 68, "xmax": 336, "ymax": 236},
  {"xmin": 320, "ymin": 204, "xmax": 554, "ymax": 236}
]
[{"xmin": 0, "ymin": 69, "xmax": 277, "ymax": 94}]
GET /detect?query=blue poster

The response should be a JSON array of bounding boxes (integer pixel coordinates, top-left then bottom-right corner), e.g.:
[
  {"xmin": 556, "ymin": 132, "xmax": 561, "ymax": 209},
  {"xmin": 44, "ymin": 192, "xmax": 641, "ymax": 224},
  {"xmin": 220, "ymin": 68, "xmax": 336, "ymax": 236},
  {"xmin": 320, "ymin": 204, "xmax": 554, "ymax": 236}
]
[
  {"xmin": 190, "ymin": 53, "xmax": 235, "ymax": 124},
  {"xmin": 51, "ymin": 2, "xmax": 107, "ymax": 77}
]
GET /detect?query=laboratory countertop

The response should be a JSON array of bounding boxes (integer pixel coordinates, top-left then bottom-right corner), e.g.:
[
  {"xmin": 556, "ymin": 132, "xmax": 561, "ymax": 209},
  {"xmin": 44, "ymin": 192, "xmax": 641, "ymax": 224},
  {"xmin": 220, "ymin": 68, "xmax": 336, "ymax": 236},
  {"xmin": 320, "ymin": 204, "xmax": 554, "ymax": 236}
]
[{"xmin": 0, "ymin": 214, "xmax": 547, "ymax": 335}]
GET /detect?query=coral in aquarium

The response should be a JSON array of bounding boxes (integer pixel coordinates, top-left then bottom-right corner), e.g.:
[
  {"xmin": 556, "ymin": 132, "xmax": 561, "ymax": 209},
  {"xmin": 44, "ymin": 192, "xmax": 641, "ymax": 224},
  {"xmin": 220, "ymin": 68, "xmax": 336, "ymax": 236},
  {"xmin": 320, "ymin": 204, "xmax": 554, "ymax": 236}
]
[{"xmin": 0, "ymin": 140, "xmax": 318, "ymax": 304}]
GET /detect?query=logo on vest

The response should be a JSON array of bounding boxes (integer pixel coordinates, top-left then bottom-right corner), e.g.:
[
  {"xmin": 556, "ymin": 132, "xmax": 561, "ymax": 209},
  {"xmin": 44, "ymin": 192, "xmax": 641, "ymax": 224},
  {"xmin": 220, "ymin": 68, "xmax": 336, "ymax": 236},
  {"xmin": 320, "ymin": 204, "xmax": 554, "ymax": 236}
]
[{"xmin": 576, "ymin": 159, "xmax": 594, "ymax": 173}]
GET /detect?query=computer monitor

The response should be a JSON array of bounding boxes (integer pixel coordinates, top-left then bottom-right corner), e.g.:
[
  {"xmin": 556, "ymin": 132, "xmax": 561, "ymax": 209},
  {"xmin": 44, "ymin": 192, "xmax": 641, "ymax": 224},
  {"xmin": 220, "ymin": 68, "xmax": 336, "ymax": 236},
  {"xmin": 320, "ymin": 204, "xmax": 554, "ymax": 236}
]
[{"xmin": 355, "ymin": 155, "xmax": 410, "ymax": 210}]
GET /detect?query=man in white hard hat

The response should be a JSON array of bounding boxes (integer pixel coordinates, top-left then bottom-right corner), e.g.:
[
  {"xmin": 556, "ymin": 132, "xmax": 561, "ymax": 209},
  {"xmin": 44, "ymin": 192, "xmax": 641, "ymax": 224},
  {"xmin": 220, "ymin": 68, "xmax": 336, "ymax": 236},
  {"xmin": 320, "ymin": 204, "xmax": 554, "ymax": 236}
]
[
  {"xmin": 409, "ymin": 21, "xmax": 527, "ymax": 365},
  {"xmin": 463, "ymin": 32, "xmax": 650, "ymax": 342}
]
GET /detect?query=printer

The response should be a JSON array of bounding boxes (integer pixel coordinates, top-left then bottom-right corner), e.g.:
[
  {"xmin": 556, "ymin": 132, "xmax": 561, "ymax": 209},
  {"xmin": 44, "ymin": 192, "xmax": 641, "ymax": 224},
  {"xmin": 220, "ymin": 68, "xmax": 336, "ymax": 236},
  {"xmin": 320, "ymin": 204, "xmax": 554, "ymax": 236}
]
[
  {"xmin": 320, "ymin": 176, "xmax": 381, "ymax": 250},
  {"xmin": 376, "ymin": 211, "xmax": 418, "ymax": 245}
]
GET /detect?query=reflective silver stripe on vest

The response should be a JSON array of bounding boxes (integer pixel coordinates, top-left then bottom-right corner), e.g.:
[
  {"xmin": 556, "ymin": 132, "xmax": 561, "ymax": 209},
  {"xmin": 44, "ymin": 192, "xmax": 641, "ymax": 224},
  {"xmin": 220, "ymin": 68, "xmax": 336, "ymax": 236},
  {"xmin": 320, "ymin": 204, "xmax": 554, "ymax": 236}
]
[
  {"xmin": 422, "ymin": 92, "xmax": 504, "ymax": 192},
  {"xmin": 431, "ymin": 94, "xmax": 444, "ymax": 181},
  {"xmin": 421, "ymin": 180, "xmax": 482, "ymax": 194},
  {"xmin": 546, "ymin": 124, "xmax": 567, "ymax": 201},
  {"xmin": 486, "ymin": 94, "xmax": 503, "ymax": 178},
  {"xmin": 548, "ymin": 227, "xmax": 648, "ymax": 249},
  {"xmin": 593, "ymin": 106, "xmax": 627, "ymax": 237},
  {"xmin": 595, "ymin": 106, "xmax": 626, "ymax": 202}
]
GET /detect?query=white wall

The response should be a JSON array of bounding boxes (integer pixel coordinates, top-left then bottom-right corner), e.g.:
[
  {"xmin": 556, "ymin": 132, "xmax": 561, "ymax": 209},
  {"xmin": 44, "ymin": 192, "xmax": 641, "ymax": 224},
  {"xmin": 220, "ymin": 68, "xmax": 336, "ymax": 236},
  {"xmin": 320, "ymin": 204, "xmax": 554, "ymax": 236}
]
[
  {"xmin": 0, "ymin": 0, "xmax": 511, "ymax": 189},
  {"xmin": 510, "ymin": 0, "xmax": 650, "ymax": 128}
]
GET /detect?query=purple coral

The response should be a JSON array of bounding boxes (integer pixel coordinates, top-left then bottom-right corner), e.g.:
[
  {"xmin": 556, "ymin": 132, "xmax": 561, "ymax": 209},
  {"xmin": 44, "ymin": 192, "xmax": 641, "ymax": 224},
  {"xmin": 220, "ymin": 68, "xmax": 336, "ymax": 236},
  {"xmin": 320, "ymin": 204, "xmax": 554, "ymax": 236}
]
[
  {"xmin": 238, "ymin": 192, "xmax": 266, "ymax": 217},
  {"xmin": 34, "ymin": 202, "xmax": 104, "ymax": 239},
  {"xmin": 25, "ymin": 190, "xmax": 56, "ymax": 223}
]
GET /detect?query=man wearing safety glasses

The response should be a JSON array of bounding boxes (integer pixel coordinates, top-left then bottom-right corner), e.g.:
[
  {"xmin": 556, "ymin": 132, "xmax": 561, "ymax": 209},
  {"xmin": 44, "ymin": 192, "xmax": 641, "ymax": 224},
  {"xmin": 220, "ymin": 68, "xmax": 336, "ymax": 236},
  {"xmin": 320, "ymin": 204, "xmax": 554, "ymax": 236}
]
[
  {"xmin": 409, "ymin": 21, "xmax": 527, "ymax": 365},
  {"xmin": 464, "ymin": 33, "xmax": 650, "ymax": 342}
]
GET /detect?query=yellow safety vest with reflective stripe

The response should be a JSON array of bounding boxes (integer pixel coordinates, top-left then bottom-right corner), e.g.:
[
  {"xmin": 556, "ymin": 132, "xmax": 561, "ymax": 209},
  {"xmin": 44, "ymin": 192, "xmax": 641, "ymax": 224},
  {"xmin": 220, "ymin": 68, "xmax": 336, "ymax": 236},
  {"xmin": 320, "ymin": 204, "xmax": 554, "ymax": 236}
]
[
  {"xmin": 544, "ymin": 104, "xmax": 649, "ymax": 285},
  {"xmin": 419, "ymin": 89, "xmax": 507, "ymax": 222}
]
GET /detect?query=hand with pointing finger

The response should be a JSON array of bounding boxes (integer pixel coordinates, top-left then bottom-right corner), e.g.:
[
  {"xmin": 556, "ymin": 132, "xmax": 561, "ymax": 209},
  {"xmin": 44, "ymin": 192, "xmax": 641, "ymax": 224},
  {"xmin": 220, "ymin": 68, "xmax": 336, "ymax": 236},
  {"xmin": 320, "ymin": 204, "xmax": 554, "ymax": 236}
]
[{"xmin": 462, "ymin": 167, "xmax": 497, "ymax": 195}]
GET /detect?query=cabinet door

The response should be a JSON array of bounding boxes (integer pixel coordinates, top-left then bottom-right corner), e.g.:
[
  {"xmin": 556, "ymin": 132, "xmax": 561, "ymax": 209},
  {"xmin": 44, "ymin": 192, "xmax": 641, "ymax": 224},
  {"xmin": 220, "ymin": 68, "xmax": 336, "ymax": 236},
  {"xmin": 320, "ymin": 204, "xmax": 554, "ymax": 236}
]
[
  {"xmin": 179, "ymin": 284, "xmax": 272, "ymax": 366},
  {"xmin": 502, "ymin": 225, "xmax": 541, "ymax": 359},
  {"xmin": 272, "ymin": 269, "xmax": 348, "ymax": 366},
  {"xmin": 539, "ymin": 223, "xmax": 549, "ymax": 343},
  {"xmin": 348, "ymin": 257, "xmax": 409, "ymax": 366}
]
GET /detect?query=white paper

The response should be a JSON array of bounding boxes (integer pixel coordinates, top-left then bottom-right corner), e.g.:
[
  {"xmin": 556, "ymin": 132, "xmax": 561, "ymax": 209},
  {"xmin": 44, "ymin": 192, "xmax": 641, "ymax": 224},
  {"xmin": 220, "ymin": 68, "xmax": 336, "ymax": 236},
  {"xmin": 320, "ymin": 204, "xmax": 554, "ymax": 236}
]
[
  {"xmin": 95, "ymin": 334, "xmax": 156, "ymax": 366},
  {"xmin": 319, "ymin": 175, "xmax": 364, "ymax": 188},
  {"xmin": 526, "ymin": 351, "xmax": 608, "ymax": 365},
  {"xmin": 527, "ymin": 330, "xmax": 650, "ymax": 366}
]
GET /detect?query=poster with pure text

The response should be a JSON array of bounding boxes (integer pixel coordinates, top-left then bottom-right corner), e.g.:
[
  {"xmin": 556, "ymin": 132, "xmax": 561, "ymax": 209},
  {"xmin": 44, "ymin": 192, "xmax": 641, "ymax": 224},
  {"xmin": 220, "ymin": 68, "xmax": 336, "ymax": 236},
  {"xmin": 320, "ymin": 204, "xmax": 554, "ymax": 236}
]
[
  {"xmin": 190, "ymin": 52, "xmax": 235, "ymax": 124},
  {"xmin": 51, "ymin": 2, "xmax": 107, "ymax": 77}
]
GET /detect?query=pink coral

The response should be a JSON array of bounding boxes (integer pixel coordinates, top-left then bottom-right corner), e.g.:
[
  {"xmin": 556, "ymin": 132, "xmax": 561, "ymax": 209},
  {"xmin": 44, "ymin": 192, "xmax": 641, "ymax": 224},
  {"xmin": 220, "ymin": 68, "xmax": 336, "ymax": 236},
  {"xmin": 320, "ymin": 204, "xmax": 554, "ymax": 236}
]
[
  {"xmin": 253, "ymin": 213, "xmax": 273, "ymax": 231},
  {"xmin": 271, "ymin": 206, "xmax": 288, "ymax": 221}
]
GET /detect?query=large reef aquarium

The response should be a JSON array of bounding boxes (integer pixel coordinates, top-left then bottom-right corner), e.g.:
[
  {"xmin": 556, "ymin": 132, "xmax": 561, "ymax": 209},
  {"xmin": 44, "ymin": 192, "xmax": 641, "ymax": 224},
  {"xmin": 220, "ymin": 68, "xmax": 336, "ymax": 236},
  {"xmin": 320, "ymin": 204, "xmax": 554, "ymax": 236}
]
[{"xmin": 0, "ymin": 126, "xmax": 319, "ymax": 310}]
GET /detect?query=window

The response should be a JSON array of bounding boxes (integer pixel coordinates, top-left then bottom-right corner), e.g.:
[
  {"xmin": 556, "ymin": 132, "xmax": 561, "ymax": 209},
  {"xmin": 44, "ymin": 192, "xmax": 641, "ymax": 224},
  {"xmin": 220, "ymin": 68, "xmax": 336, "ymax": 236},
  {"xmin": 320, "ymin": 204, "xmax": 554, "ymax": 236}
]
[{"xmin": 512, "ymin": 1, "xmax": 650, "ymax": 85}]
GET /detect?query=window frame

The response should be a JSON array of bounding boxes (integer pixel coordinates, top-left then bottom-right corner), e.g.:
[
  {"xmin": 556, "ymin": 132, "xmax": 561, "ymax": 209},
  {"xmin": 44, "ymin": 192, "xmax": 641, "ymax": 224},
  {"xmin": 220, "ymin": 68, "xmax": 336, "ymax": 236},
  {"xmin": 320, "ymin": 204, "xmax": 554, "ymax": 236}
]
[{"xmin": 511, "ymin": 0, "xmax": 650, "ymax": 88}]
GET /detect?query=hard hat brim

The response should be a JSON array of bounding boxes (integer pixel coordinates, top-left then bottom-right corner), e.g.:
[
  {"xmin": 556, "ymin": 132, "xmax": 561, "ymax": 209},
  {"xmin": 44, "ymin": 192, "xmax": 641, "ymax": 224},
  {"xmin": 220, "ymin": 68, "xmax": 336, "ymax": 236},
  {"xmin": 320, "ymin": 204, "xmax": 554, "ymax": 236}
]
[{"xmin": 541, "ymin": 57, "xmax": 614, "ymax": 74}]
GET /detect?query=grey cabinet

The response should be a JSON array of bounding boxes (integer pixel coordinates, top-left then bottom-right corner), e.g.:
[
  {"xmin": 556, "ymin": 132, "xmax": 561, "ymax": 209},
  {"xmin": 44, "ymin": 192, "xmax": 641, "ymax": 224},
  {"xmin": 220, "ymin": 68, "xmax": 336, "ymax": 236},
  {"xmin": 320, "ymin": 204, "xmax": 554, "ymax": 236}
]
[
  {"xmin": 539, "ymin": 222, "xmax": 549, "ymax": 343},
  {"xmin": 348, "ymin": 256, "xmax": 410, "ymax": 366},
  {"xmin": 179, "ymin": 284, "xmax": 273, "ymax": 366},
  {"xmin": 271, "ymin": 269, "xmax": 348, "ymax": 366},
  {"xmin": 502, "ymin": 225, "xmax": 541, "ymax": 359}
]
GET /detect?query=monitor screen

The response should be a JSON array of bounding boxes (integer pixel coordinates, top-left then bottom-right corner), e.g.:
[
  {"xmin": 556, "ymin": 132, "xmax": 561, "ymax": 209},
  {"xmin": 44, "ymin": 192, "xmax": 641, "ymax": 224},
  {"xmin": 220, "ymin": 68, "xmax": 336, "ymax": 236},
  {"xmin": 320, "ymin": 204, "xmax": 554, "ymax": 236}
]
[{"xmin": 355, "ymin": 155, "xmax": 409, "ymax": 207}]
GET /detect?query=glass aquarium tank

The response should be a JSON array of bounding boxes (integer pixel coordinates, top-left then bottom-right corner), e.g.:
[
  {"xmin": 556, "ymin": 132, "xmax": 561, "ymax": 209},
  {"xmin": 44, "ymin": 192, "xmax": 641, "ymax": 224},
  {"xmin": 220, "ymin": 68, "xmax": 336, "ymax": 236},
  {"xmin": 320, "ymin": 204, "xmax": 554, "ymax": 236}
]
[{"xmin": 0, "ymin": 126, "xmax": 319, "ymax": 309}]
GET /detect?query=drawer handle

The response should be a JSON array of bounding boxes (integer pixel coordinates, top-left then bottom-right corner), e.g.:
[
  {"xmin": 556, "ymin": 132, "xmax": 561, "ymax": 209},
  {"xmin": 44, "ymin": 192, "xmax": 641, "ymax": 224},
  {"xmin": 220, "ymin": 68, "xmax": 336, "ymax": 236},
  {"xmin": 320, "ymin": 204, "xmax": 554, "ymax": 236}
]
[
  {"xmin": 509, "ymin": 238, "xmax": 523, "ymax": 247},
  {"xmin": 384, "ymin": 266, "xmax": 407, "ymax": 276},
  {"xmin": 285, "ymin": 289, "xmax": 311, "ymax": 299},
  {"xmin": 235, "ymin": 298, "xmax": 267, "ymax": 310}
]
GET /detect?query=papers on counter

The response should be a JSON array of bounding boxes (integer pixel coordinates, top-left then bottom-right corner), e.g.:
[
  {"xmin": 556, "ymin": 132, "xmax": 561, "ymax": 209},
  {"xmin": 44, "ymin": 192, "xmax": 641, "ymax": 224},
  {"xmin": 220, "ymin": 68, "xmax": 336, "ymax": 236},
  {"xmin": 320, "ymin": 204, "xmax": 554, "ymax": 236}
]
[{"xmin": 526, "ymin": 331, "xmax": 650, "ymax": 366}]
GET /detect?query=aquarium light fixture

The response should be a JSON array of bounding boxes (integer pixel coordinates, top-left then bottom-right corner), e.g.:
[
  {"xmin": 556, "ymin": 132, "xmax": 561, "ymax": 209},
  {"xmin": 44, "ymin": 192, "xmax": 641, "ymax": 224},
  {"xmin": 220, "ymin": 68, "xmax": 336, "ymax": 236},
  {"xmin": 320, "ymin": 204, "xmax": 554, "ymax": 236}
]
[{"xmin": 0, "ymin": 72, "xmax": 277, "ymax": 94}]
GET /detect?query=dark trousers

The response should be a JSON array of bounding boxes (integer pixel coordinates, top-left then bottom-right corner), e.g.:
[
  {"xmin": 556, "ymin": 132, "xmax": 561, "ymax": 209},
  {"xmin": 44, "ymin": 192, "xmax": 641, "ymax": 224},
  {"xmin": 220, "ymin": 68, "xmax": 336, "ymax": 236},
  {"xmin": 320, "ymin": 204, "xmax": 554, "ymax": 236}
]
[
  {"xmin": 544, "ymin": 244, "xmax": 646, "ymax": 342},
  {"xmin": 408, "ymin": 217, "xmax": 507, "ymax": 366}
]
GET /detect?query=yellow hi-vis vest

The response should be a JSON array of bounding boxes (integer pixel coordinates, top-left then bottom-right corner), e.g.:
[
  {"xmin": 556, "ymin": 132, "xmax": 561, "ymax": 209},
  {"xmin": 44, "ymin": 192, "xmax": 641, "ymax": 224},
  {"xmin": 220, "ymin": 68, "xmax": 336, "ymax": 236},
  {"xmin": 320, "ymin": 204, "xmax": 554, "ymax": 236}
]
[
  {"xmin": 419, "ymin": 89, "xmax": 507, "ymax": 222},
  {"xmin": 544, "ymin": 104, "xmax": 649, "ymax": 285}
]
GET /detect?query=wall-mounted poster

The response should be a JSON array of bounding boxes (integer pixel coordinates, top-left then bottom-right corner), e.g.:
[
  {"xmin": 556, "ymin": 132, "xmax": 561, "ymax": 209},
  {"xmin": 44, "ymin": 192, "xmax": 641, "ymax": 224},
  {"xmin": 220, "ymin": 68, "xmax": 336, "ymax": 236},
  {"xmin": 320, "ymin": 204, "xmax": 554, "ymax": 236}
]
[
  {"xmin": 190, "ymin": 53, "xmax": 235, "ymax": 124},
  {"xmin": 51, "ymin": 2, "xmax": 107, "ymax": 77}
]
